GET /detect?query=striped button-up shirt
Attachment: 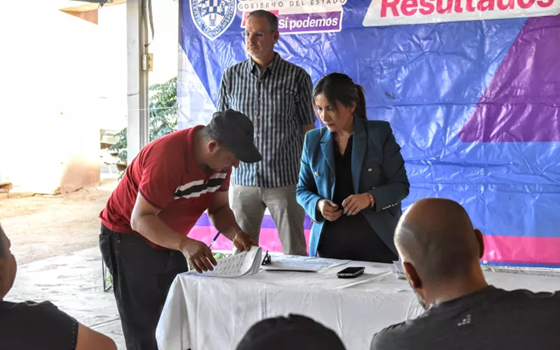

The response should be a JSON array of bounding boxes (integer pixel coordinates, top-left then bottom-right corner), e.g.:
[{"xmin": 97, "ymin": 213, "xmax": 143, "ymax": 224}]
[{"xmin": 217, "ymin": 52, "xmax": 315, "ymax": 188}]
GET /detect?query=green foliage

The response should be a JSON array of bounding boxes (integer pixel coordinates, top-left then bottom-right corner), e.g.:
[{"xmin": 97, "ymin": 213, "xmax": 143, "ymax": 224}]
[
  {"xmin": 149, "ymin": 77, "xmax": 178, "ymax": 141},
  {"xmin": 109, "ymin": 77, "xmax": 178, "ymax": 172},
  {"xmin": 111, "ymin": 128, "xmax": 128, "ymax": 164}
]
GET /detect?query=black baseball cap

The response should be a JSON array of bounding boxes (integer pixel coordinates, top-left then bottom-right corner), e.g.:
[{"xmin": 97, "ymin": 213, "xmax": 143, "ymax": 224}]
[
  {"xmin": 236, "ymin": 314, "xmax": 346, "ymax": 350},
  {"xmin": 207, "ymin": 110, "xmax": 262, "ymax": 163}
]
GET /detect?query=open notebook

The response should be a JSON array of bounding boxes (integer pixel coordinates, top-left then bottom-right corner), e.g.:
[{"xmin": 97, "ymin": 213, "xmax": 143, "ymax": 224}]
[
  {"xmin": 191, "ymin": 246, "xmax": 262, "ymax": 278},
  {"xmin": 262, "ymin": 255, "xmax": 347, "ymax": 272}
]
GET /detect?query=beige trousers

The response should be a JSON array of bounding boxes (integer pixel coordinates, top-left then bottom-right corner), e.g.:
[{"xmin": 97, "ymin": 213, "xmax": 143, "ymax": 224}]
[{"xmin": 229, "ymin": 184, "xmax": 307, "ymax": 256}]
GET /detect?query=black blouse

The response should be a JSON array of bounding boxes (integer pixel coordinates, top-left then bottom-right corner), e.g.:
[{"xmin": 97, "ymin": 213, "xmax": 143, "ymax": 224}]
[{"xmin": 318, "ymin": 135, "xmax": 397, "ymax": 263}]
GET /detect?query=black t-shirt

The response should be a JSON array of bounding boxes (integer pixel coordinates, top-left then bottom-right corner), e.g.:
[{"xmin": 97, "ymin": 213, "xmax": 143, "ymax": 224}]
[
  {"xmin": 371, "ymin": 286, "xmax": 560, "ymax": 350},
  {"xmin": 0, "ymin": 300, "xmax": 79, "ymax": 350}
]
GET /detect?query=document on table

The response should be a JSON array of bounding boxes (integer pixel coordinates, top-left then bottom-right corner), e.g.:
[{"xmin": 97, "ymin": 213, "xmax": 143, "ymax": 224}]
[
  {"xmin": 391, "ymin": 260, "xmax": 407, "ymax": 279},
  {"xmin": 191, "ymin": 246, "xmax": 262, "ymax": 278},
  {"xmin": 262, "ymin": 255, "xmax": 348, "ymax": 272}
]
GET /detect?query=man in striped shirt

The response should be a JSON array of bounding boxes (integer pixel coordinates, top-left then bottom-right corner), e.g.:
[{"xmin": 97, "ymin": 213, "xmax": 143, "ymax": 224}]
[{"xmin": 217, "ymin": 10, "xmax": 315, "ymax": 255}]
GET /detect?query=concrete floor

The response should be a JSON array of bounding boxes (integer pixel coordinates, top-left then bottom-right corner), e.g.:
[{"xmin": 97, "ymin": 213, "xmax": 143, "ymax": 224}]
[
  {"xmin": 7, "ymin": 247, "xmax": 126, "ymax": 349},
  {"xmin": 0, "ymin": 169, "xmax": 126, "ymax": 347}
]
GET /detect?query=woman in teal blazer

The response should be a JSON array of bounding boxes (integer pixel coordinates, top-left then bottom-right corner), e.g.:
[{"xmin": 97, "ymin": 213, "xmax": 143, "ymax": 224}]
[{"xmin": 296, "ymin": 73, "xmax": 410, "ymax": 262}]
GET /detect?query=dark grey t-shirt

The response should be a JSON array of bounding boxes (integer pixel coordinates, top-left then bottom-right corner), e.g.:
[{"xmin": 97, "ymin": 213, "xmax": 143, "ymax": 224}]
[{"xmin": 371, "ymin": 286, "xmax": 560, "ymax": 350}]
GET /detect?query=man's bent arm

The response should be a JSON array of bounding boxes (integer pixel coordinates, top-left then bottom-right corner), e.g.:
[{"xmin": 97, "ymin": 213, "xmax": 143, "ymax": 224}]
[
  {"xmin": 207, "ymin": 191, "xmax": 242, "ymax": 240},
  {"xmin": 130, "ymin": 192, "xmax": 192, "ymax": 251}
]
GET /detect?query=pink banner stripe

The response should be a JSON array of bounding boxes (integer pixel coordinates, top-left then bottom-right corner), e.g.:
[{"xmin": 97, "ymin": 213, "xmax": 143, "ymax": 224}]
[
  {"xmin": 191, "ymin": 227, "xmax": 560, "ymax": 265},
  {"xmin": 482, "ymin": 235, "xmax": 560, "ymax": 265},
  {"xmin": 189, "ymin": 227, "xmax": 311, "ymax": 253}
]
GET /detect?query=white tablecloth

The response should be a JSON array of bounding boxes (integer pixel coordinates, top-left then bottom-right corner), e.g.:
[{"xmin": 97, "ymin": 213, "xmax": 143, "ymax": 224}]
[{"xmin": 156, "ymin": 258, "xmax": 560, "ymax": 350}]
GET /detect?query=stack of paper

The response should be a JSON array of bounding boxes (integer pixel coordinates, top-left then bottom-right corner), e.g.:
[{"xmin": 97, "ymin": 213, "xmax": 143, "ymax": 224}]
[
  {"xmin": 391, "ymin": 260, "xmax": 407, "ymax": 279},
  {"xmin": 262, "ymin": 255, "xmax": 347, "ymax": 272},
  {"xmin": 192, "ymin": 246, "xmax": 262, "ymax": 278}
]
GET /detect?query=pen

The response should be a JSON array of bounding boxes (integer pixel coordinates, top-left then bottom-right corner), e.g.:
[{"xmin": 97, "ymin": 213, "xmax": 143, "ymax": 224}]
[{"xmin": 208, "ymin": 231, "xmax": 222, "ymax": 249}]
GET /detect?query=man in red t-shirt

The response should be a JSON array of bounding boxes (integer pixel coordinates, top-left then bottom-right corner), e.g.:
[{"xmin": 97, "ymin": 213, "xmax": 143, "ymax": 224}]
[{"xmin": 99, "ymin": 110, "xmax": 261, "ymax": 350}]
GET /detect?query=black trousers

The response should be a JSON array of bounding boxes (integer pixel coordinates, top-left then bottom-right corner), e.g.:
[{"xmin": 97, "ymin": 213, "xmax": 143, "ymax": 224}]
[
  {"xmin": 99, "ymin": 224, "xmax": 188, "ymax": 350},
  {"xmin": 318, "ymin": 214, "xmax": 398, "ymax": 263}
]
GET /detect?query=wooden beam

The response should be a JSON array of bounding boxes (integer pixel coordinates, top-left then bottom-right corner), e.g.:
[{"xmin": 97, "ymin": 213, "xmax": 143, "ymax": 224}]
[
  {"xmin": 61, "ymin": 0, "xmax": 126, "ymax": 13},
  {"xmin": 59, "ymin": 8, "xmax": 99, "ymax": 25}
]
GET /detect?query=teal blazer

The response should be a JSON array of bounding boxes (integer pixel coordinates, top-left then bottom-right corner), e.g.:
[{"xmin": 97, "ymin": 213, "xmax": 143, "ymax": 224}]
[{"xmin": 296, "ymin": 117, "xmax": 410, "ymax": 257}]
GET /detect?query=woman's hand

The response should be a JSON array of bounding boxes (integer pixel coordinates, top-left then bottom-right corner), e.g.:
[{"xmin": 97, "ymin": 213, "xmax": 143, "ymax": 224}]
[
  {"xmin": 342, "ymin": 194, "xmax": 373, "ymax": 216},
  {"xmin": 317, "ymin": 199, "xmax": 343, "ymax": 222}
]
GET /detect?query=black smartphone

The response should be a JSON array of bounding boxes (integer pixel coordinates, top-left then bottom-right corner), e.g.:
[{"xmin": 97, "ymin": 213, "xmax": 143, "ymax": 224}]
[{"xmin": 337, "ymin": 266, "xmax": 365, "ymax": 278}]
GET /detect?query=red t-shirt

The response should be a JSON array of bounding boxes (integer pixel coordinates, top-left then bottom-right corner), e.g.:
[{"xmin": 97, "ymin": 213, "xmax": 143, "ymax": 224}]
[{"xmin": 99, "ymin": 126, "xmax": 230, "ymax": 236}]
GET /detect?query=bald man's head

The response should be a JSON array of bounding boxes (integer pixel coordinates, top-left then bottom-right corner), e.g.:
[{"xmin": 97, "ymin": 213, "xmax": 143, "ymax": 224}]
[{"xmin": 395, "ymin": 198, "xmax": 483, "ymax": 286}]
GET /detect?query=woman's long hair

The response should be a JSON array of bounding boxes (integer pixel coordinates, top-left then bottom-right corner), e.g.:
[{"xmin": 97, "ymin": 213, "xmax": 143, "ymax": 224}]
[{"xmin": 312, "ymin": 73, "xmax": 367, "ymax": 120}]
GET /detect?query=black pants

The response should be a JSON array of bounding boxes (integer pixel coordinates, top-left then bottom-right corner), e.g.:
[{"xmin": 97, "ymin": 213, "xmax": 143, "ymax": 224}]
[{"xmin": 99, "ymin": 225, "xmax": 188, "ymax": 350}]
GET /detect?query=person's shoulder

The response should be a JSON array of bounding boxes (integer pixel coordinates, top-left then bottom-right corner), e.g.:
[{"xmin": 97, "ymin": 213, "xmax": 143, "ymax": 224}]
[
  {"xmin": 0, "ymin": 300, "xmax": 72, "ymax": 322},
  {"xmin": 304, "ymin": 128, "xmax": 325, "ymax": 144},
  {"xmin": 0, "ymin": 300, "xmax": 79, "ymax": 350},
  {"xmin": 365, "ymin": 120, "xmax": 391, "ymax": 132},
  {"xmin": 364, "ymin": 120, "xmax": 395, "ymax": 142},
  {"xmin": 371, "ymin": 313, "xmax": 438, "ymax": 350},
  {"xmin": 2, "ymin": 300, "xmax": 57, "ymax": 311},
  {"xmin": 24, "ymin": 300, "xmax": 66, "ymax": 314},
  {"xmin": 277, "ymin": 57, "xmax": 309, "ymax": 77},
  {"xmin": 370, "ymin": 321, "xmax": 409, "ymax": 349},
  {"xmin": 475, "ymin": 287, "xmax": 560, "ymax": 321},
  {"xmin": 223, "ymin": 59, "xmax": 250, "ymax": 75},
  {"xmin": 498, "ymin": 287, "xmax": 560, "ymax": 305},
  {"xmin": 374, "ymin": 321, "xmax": 408, "ymax": 337},
  {"xmin": 146, "ymin": 128, "xmax": 192, "ymax": 150},
  {"xmin": 136, "ymin": 128, "xmax": 192, "ymax": 167}
]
